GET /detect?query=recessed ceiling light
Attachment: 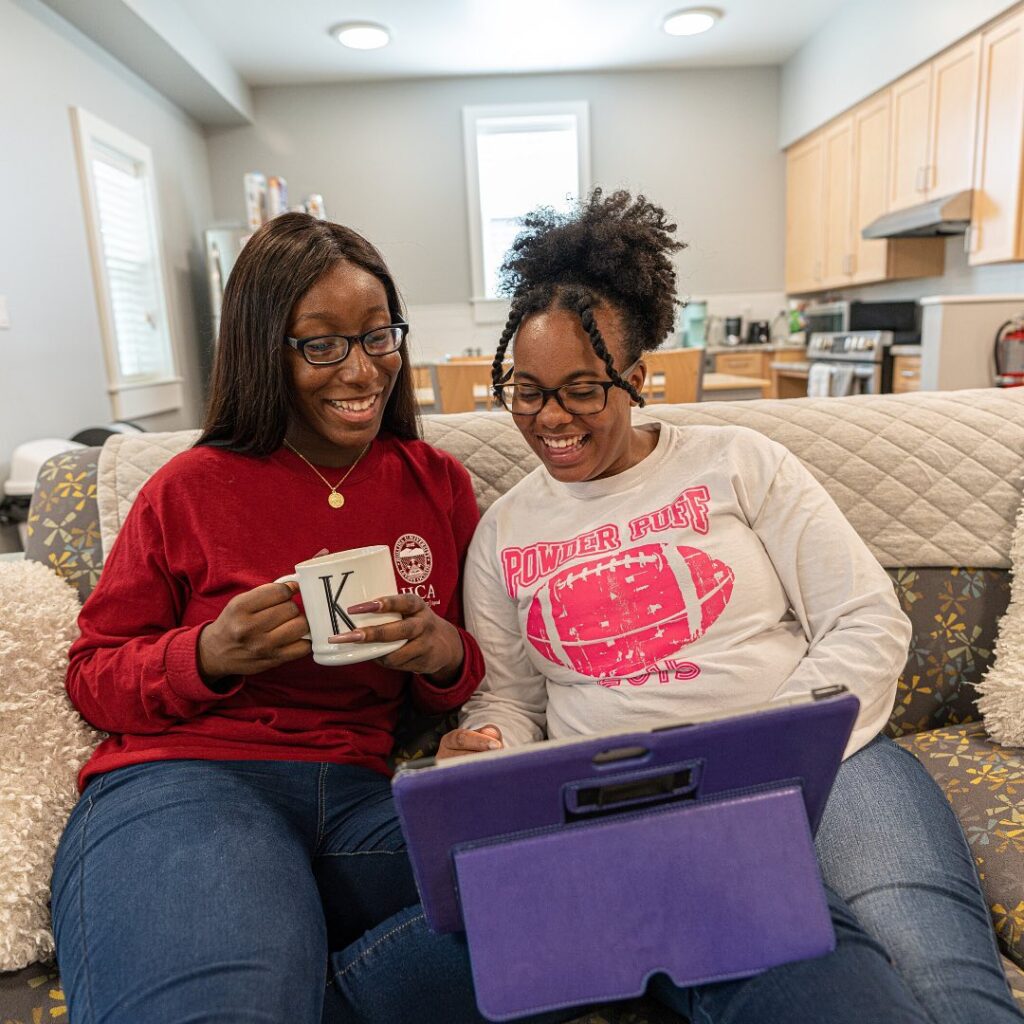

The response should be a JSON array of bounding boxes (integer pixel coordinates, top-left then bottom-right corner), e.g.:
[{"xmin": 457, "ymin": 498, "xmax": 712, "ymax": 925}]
[
  {"xmin": 331, "ymin": 21, "xmax": 391, "ymax": 50},
  {"xmin": 663, "ymin": 6, "xmax": 723, "ymax": 37}
]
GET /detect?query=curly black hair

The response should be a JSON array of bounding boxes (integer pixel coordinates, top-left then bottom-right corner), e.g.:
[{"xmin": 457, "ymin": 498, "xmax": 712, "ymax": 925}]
[{"xmin": 492, "ymin": 189, "xmax": 686, "ymax": 406}]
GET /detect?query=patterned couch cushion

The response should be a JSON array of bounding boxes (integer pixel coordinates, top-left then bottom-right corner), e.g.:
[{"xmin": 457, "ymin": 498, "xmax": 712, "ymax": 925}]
[
  {"xmin": 886, "ymin": 567, "xmax": 1010, "ymax": 737},
  {"xmin": 898, "ymin": 722, "xmax": 1024, "ymax": 970},
  {"xmin": 22, "ymin": 448, "xmax": 102, "ymax": 604}
]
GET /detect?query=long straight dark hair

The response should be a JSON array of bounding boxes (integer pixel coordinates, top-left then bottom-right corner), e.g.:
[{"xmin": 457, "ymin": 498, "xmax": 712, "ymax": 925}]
[{"xmin": 196, "ymin": 213, "xmax": 420, "ymax": 455}]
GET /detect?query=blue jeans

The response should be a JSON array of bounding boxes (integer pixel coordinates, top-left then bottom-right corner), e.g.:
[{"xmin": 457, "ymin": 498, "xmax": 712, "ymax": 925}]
[
  {"xmin": 815, "ymin": 735, "xmax": 1023, "ymax": 1024},
  {"xmin": 52, "ymin": 759, "xmax": 420, "ymax": 1024},
  {"xmin": 330, "ymin": 738, "xmax": 1023, "ymax": 1024},
  {"xmin": 53, "ymin": 743, "xmax": 1021, "ymax": 1024}
]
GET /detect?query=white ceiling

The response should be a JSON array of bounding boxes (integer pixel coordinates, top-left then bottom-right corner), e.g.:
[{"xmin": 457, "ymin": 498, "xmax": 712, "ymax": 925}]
[{"xmin": 174, "ymin": 0, "xmax": 851, "ymax": 86}]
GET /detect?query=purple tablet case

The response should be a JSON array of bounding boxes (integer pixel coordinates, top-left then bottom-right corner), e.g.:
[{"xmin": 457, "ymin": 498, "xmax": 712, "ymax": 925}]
[
  {"xmin": 456, "ymin": 785, "xmax": 832, "ymax": 1021},
  {"xmin": 392, "ymin": 689, "xmax": 858, "ymax": 1020}
]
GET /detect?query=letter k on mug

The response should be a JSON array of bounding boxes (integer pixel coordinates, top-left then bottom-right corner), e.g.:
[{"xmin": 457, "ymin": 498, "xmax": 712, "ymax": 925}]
[{"xmin": 275, "ymin": 546, "xmax": 406, "ymax": 666}]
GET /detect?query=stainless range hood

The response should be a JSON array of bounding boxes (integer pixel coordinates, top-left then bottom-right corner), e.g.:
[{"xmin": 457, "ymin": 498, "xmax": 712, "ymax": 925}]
[{"xmin": 861, "ymin": 190, "xmax": 973, "ymax": 239}]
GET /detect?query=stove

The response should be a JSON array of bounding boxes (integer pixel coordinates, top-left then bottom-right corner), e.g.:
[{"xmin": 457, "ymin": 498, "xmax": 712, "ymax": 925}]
[{"xmin": 806, "ymin": 330, "xmax": 895, "ymax": 395}]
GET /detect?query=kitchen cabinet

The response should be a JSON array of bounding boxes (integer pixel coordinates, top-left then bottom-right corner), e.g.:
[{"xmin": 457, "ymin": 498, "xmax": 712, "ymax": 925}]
[
  {"xmin": 888, "ymin": 36, "xmax": 981, "ymax": 212},
  {"xmin": 768, "ymin": 348, "xmax": 808, "ymax": 400},
  {"xmin": 892, "ymin": 355, "xmax": 922, "ymax": 393},
  {"xmin": 969, "ymin": 7, "xmax": 1024, "ymax": 265},
  {"xmin": 785, "ymin": 91, "xmax": 944, "ymax": 294},
  {"xmin": 850, "ymin": 92, "xmax": 891, "ymax": 284},
  {"xmin": 710, "ymin": 348, "xmax": 804, "ymax": 398},
  {"xmin": 714, "ymin": 351, "xmax": 769, "ymax": 378},
  {"xmin": 889, "ymin": 67, "xmax": 933, "ymax": 211},
  {"xmin": 822, "ymin": 117, "xmax": 854, "ymax": 285},
  {"xmin": 930, "ymin": 36, "xmax": 982, "ymax": 198},
  {"xmin": 785, "ymin": 135, "xmax": 825, "ymax": 293}
]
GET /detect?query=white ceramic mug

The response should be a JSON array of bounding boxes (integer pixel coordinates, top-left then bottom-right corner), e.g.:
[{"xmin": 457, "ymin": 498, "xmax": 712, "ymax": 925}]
[{"xmin": 275, "ymin": 546, "xmax": 406, "ymax": 666}]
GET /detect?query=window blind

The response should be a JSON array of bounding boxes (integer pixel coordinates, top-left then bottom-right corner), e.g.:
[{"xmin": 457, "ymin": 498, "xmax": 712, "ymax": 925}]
[{"xmin": 91, "ymin": 145, "xmax": 171, "ymax": 381}]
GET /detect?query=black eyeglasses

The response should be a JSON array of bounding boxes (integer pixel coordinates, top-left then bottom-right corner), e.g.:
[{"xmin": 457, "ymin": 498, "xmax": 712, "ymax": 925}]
[
  {"xmin": 492, "ymin": 380, "xmax": 619, "ymax": 417},
  {"xmin": 285, "ymin": 323, "xmax": 408, "ymax": 366}
]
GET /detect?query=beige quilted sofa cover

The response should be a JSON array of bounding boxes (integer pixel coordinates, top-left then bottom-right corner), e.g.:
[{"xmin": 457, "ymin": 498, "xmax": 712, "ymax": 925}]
[{"xmin": 98, "ymin": 388, "xmax": 1024, "ymax": 570}]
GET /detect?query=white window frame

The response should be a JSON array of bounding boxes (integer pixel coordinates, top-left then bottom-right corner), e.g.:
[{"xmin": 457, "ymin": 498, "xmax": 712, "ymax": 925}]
[
  {"xmin": 463, "ymin": 101, "xmax": 591, "ymax": 324},
  {"xmin": 71, "ymin": 107, "xmax": 183, "ymax": 419}
]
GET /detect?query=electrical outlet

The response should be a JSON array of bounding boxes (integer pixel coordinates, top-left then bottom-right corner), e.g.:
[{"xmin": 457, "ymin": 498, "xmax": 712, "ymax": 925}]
[{"xmin": 0, "ymin": 296, "xmax": 8, "ymax": 329}]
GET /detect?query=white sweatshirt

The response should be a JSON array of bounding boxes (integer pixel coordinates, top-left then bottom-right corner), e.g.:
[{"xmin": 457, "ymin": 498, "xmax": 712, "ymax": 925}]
[{"xmin": 461, "ymin": 423, "xmax": 911, "ymax": 757}]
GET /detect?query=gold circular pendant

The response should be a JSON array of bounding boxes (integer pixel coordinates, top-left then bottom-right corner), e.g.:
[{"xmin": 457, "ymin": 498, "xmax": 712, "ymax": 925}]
[{"xmin": 328, "ymin": 492, "xmax": 345, "ymax": 509}]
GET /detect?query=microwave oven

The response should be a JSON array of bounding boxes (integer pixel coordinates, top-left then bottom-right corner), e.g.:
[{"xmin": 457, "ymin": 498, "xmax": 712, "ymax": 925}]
[{"xmin": 803, "ymin": 300, "xmax": 919, "ymax": 336}]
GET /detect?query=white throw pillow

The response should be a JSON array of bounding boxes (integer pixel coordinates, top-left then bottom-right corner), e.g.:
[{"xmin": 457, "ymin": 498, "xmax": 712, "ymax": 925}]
[
  {"xmin": 979, "ymin": 496, "xmax": 1024, "ymax": 747},
  {"xmin": 0, "ymin": 560, "xmax": 101, "ymax": 970}
]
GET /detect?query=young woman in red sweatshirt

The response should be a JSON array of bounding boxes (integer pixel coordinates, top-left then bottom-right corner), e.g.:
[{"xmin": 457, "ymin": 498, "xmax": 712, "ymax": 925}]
[{"xmin": 50, "ymin": 213, "xmax": 485, "ymax": 1024}]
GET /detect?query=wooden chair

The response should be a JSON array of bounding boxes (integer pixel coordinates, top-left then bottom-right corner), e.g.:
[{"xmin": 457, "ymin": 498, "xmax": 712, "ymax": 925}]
[
  {"xmin": 433, "ymin": 362, "xmax": 497, "ymax": 413},
  {"xmin": 641, "ymin": 348, "xmax": 704, "ymax": 405},
  {"xmin": 411, "ymin": 365, "xmax": 436, "ymax": 412}
]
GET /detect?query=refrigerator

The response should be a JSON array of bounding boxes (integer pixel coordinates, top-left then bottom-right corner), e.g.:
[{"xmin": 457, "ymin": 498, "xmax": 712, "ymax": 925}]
[
  {"xmin": 919, "ymin": 294, "xmax": 1024, "ymax": 391},
  {"xmin": 204, "ymin": 226, "xmax": 250, "ymax": 341}
]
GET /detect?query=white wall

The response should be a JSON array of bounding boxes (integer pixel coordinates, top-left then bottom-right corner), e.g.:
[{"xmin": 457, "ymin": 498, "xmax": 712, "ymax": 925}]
[
  {"xmin": 205, "ymin": 66, "xmax": 786, "ymax": 360},
  {"xmin": 0, "ymin": 0, "xmax": 215, "ymax": 551},
  {"xmin": 780, "ymin": 0, "xmax": 1018, "ymax": 148}
]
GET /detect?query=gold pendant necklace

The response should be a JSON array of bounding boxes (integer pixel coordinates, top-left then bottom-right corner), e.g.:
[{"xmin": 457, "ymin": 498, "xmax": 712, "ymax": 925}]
[{"xmin": 283, "ymin": 439, "xmax": 370, "ymax": 509}]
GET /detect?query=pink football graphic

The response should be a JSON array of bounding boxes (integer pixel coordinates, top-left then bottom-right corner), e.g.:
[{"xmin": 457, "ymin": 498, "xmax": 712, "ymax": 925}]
[{"xmin": 526, "ymin": 544, "xmax": 734, "ymax": 677}]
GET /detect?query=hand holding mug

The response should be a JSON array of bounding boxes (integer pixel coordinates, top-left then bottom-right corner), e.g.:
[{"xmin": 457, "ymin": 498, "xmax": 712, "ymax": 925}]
[
  {"xmin": 198, "ymin": 580, "xmax": 312, "ymax": 682},
  {"xmin": 329, "ymin": 592, "xmax": 466, "ymax": 683},
  {"xmin": 274, "ymin": 546, "xmax": 408, "ymax": 666}
]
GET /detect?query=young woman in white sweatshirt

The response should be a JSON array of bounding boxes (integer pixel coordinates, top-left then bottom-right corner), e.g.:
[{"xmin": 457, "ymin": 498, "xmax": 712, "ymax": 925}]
[{"xmin": 437, "ymin": 189, "xmax": 1021, "ymax": 1024}]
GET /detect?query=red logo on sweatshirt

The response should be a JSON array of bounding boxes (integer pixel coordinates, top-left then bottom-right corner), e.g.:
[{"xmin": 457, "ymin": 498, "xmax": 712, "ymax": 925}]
[
  {"xmin": 628, "ymin": 486, "xmax": 711, "ymax": 541},
  {"xmin": 525, "ymin": 543, "xmax": 734, "ymax": 677},
  {"xmin": 501, "ymin": 524, "xmax": 620, "ymax": 598},
  {"xmin": 394, "ymin": 534, "xmax": 432, "ymax": 584}
]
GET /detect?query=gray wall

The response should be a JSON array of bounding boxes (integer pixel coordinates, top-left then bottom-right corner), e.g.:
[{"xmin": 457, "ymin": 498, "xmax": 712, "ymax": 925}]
[
  {"xmin": 0, "ymin": 0, "xmax": 214, "ymax": 550},
  {"xmin": 205, "ymin": 67, "xmax": 785, "ymax": 307},
  {"xmin": 780, "ymin": 0, "xmax": 1017, "ymax": 148}
]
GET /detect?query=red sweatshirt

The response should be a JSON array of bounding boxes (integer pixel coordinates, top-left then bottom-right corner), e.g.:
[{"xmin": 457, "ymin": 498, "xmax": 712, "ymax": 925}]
[{"xmin": 67, "ymin": 435, "xmax": 484, "ymax": 790}]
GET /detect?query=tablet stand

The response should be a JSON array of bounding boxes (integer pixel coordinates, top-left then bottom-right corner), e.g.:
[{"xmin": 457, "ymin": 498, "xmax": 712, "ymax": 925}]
[{"xmin": 453, "ymin": 781, "xmax": 834, "ymax": 1021}]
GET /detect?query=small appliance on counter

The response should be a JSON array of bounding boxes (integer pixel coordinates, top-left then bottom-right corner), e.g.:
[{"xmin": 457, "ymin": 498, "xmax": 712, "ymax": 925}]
[
  {"xmin": 994, "ymin": 318, "xmax": 1024, "ymax": 387},
  {"xmin": 802, "ymin": 300, "xmax": 918, "ymax": 340},
  {"xmin": 681, "ymin": 301, "xmax": 707, "ymax": 348},
  {"xmin": 724, "ymin": 316, "xmax": 743, "ymax": 346},
  {"xmin": 706, "ymin": 316, "xmax": 726, "ymax": 347},
  {"xmin": 746, "ymin": 320, "xmax": 771, "ymax": 345}
]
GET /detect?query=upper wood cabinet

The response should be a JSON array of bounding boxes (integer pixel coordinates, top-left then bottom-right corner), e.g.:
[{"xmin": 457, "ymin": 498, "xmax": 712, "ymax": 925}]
[
  {"xmin": 970, "ymin": 7, "xmax": 1024, "ymax": 265},
  {"xmin": 785, "ymin": 90, "xmax": 945, "ymax": 294},
  {"xmin": 888, "ymin": 36, "xmax": 981, "ymax": 212},
  {"xmin": 850, "ymin": 92, "xmax": 891, "ymax": 284},
  {"xmin": 889, "ymin": 67, "xmax": 932, "ymax": 211},
  {"xmin": 785, "ymin": 134, "xmax": 825, "ymax": 293},
  {"xmin": 930, "ymin": 35, "xmax": 982, "ymax": 197},
  {"xmin": 822, "ymin": 116, "xmax": 855, "ymax": 284}
]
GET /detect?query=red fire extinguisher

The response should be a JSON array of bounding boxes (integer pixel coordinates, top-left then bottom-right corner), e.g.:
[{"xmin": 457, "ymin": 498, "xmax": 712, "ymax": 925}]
[{"xmin": 994, "ymin": 318, "xmax": 1024, "ymax": 387}]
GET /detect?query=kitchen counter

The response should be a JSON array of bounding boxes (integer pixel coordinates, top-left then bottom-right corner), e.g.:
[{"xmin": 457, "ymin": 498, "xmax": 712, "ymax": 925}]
[
  {"xmin": 702, "ymin": 343, "xmax": 805, "ymax": 354},
  {"xmin": 770, "ymin": 360, "xmax": 810, "ymax": 374},
  {"xmin": 890, "ymin": 344, "xmax": 922, "ymax": 356},
  {"xmin": 701, "ymin": 372, "xmax": 770, "ymax": 400}
]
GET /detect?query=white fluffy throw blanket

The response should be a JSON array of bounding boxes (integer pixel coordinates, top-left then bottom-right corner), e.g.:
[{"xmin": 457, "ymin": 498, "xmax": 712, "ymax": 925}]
[
  {"xmin": 0, "ymin": 560, "xmax": 101, "ymax": 970},
  {"xmin": 979, "ymin": 495, "xmax": 1024, "ymax": 746}
]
